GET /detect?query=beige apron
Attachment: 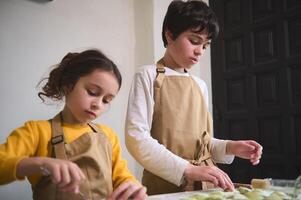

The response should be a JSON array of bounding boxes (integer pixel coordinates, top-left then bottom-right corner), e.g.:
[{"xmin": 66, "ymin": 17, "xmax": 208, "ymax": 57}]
[
  {"xmin": 142, "ymin": 59, "xmax": 216, "ymax": 195},
  {"xmin": 32, "ymin": 114, "xmax": 113, "ymax": 200}
]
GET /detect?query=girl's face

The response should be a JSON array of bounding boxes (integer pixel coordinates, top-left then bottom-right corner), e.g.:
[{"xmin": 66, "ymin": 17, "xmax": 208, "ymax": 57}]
[
  {"xmin": 165, "ymin": 29, "xmax": 210, "ymax": 70},
  {"xmin": 62, "ymin": 69, "xmax": 119, "ymax": 124}
]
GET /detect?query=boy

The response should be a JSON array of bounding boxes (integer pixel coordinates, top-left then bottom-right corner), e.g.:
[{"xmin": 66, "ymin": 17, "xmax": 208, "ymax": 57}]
[{"xmin": 125, "ymin": 0, "xmax": 262, "ymax": 195}]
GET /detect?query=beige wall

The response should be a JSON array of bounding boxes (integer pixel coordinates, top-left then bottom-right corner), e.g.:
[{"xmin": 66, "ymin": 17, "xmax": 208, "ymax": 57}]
[{"xmin": 0, "ymin": 0, "xmax": 212, "ymax": 199}]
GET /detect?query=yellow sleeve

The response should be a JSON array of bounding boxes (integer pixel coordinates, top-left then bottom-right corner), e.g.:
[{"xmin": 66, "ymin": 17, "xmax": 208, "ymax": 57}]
[
  {"xmin": 0, "ymin": 121, "xmax": 38, "ymax": 184},
  {"xmin": 100, "ymin": 125, "xmax": 139, "ymax": 189}
]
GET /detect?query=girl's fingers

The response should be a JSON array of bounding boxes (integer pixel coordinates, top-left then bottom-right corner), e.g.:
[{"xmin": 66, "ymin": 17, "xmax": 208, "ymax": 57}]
[
  {"xmin": 40, "ymin": 158, "xmax": 86, "ymax": 195},
  {"xmin": 133, "ymin": 186, "xmax": 147, "ymax": 200},
  {"xmin": 58, "ymin": 164, "xmax": 71, "ymax": 187},
  {"xmin": 78, "ymin": 166, "xmax": 86, "ymax": 181},
  {"xmin": 60, "ymin": 167, "xmax": 81, "ymax": 192},
  {"xmin": 61, "ymin": 183, "xmax": 80, "ymax": 193},
  {"xmin": 49, "ymin": 165, "xmax": 61, "ymax": 184},
  {"xmin": 119, "ymin": 183, "xmax": 139, "ymax": 200},
  {"xmin": 108, "ymin": 181, "xmax": 131, "ymax": 199}
]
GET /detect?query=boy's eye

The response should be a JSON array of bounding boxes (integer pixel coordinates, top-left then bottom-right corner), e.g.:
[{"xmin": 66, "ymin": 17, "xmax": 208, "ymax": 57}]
[
  {"xmin": 203, "ymin": 42, "xmax": 210, "ymax": 50},
  {"xmin": 190, "ymin": 39, "xmax": 200, "ymax": 45}
]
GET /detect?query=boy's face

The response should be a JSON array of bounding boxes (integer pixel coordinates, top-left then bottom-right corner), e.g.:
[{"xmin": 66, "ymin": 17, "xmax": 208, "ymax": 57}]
[
  {"xmin": 166, "ymin": 29, "xmax": 210, "ymax": 70},
  {"xmin": 63, "ymin": 69, "xmax": 119, "ymax": 124}
]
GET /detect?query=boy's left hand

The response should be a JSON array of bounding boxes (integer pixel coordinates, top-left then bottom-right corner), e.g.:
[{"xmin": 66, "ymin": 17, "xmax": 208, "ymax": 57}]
[
  {"xmin": 226, "ymin": 140, "xmax": 263, "ymax": 165},
  {"xmin": 106, "ymin": 181, "xmax": 147, "ymax": 200}
]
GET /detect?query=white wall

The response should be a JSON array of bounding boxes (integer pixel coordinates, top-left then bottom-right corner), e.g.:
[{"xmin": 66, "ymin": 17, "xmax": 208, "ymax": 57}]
[
  {"xmin": 0, "ymin": 0, "xmax": 213, "ymax": 199},
  {"xmin": 0, "ymin": 0, "xmax": 136, "ymax": 199}
]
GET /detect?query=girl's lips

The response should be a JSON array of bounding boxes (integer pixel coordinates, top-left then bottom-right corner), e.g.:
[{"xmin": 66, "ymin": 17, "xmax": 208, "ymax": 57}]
[{"xmin": 86, "ymin": 111, "xmax": 96, "ymax": 118}]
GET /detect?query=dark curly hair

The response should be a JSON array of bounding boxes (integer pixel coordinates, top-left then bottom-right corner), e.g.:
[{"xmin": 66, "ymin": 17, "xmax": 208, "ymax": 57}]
[
  {"xmin": 162, "ymin": 0, "xmax": 219, "ymax": 47},
  {"xmin": 38, "ymin": 49, "xmax": 122, "ymax": 102}
]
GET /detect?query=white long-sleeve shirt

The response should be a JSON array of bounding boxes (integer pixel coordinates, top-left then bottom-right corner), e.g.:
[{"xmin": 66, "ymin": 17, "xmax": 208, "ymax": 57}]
[{"xmin": 125, "ymin": 65, "xmax": 234, "ymax": 186}]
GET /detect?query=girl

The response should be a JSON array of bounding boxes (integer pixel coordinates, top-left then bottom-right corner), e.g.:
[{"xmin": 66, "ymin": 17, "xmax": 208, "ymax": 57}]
[
  {"xmin": 125, "ymin": 0, "xmax": 262, "ymax": 195},
  {"xmin": 0, "ymin": 49, "xmax": 147, "ymax": 200}
]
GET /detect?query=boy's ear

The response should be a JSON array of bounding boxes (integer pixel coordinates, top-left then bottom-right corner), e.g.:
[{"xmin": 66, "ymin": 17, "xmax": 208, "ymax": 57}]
[{"xmin": 165, "ymin": 30, "xmax": 174, "ymax": 44}]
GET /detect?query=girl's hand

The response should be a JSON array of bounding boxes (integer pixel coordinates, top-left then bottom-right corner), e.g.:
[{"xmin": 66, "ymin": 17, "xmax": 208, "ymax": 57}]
[
  {"xmin": 106, "ymin": 181, "xmax": 147, "ymax": 200},
  {"xmin": 226, "ymin": 140, "xmax": 263, "ymax": 165},
  {"xmin": 184, "ymin": 164, "xmax": 234, "ymax": 191},
  {"xmin": 41, "ymin": 157, "xmax": 86, "ymax": 193},
  {"xmin": 17, "ymin": 157, "xmax": 86, "ymax": 194}
]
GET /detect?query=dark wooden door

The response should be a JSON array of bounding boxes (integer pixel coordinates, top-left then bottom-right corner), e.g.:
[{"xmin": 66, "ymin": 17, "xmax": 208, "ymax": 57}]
[{"xmin": 210, "ymin": 0, "xmax": 301, "ymax": 183}]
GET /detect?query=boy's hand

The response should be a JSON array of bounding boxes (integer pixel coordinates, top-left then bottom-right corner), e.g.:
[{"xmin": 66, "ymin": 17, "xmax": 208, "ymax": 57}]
[
  {"xmin": 184, "ymin": 164, "xmax": 234, "ymax": 191},
  {"xmin": 226, "ymin": 140, "xmax": 263, "ymax": 165},
  {"xmin": 106, "ymin": 181, "xmax": 147, "ymax": 200}
]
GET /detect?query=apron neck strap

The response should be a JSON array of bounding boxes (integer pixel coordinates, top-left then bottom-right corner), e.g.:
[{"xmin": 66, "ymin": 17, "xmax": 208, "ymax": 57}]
[
  {"xmin": 156, "ymin": 58, "xmax": 166, "ymax": 74},
  {"xmin": 156, "ymin": 58, "xmax": 188, "ymax": 73},
  {"xmin": 51, "ymin": 113, "xmax": 67, "ymax": 159},
  {"xmin": 155, "ymin": 58, "xmax": 166, "ymax": 88},
  {"xmin": 87, "ymin": 122, "xmax": 101, "ymax": 133}
]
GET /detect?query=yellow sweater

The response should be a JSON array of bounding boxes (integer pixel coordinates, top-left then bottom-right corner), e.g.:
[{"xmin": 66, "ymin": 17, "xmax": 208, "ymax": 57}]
[{"xmin": 0, "ymin": 120, "xmax": 137, "ymax": 189}]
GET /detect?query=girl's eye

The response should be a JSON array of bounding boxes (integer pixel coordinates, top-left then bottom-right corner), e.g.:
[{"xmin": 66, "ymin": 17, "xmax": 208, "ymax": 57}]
[
  {"xmin": 87, "ymin": 89, "xmax": 98, "ymax": 96},
  {"xmin": 102, "ymin": 96, "xmax": 113, "ymax": 104},
  {"xmin": 102, "ymin": 98, "xmax": 112, "ymax": 104}
]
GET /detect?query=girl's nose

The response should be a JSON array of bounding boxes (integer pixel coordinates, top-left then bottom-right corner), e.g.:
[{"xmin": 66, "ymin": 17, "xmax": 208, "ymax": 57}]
[
  {"xmin": 91, "ymin": 98, "xmax": 108, "ymax": 112},
  {"xmin": 91, "ymin": 98, "xmax": 102, "ymax": 110}
]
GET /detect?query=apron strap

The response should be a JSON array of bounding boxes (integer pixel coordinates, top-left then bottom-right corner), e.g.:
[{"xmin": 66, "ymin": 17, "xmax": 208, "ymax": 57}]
[
  {"xmin": 155, "ymin": 58, "xmax": 166, "ymax": 88},
  {"xmin": 51, "ymin": 113, "xmax": 68, "ymax": 160},
  {"xmin": 87, "ymin": 122, "xmax": 101, "ymax": 133}
]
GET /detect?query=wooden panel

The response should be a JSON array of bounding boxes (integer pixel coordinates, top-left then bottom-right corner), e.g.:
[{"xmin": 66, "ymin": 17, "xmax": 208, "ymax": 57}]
[
  {"xmin": 227, "ymin": 78, "xmax": 246, "ymax": 111},
  {"xmin": 210, "ymin": 0, "xmax": 301, "ymax": 182},
  {"xmin": 256, "ymin": 71, "xmax": 279, "ymax": 108},
  {"xmin": 225, "ymin": 36, "xmax": 245, "ymax": 70},
  {"xmin": 295, "ymin": 115, "xmax": 301, "ymax": 155},
  {"xmin": 253, "ymin": 25, "xmax": 278, "ymax": 64},
  {"xmin": 252, "ymin": 0, "xmax": 276, "ymax": 21},
  {"xmin": 287, "ymin": 16, "xmax": 301, "ymax": 56},
  {"xmin": 231, "ymin": 161, "xmax": 251, "ymax": 183},
  {"xmin": 224, "ymin": 0, "xmax": 241, "ymax": 28},
  {"xmin": 261, "ymin": 164, "xmax": 285, "ymax": 178},
  {"xmin": 258, "ymin": 117, "xmax": 284, "ymax": 154},
  {"xmin": 285, "ymin": 0, "xmax": 301, "ymax": 10},
  {"xmin": 228, "ymin": 119, "xmax": 248, "ymax": 140},
  {"xmin": 290, "ymin": 66, "xmax": 301, "ymax": 105}
]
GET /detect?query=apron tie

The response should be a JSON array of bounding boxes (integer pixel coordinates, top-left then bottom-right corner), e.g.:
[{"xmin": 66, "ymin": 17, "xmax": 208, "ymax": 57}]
[{"xmin": 182, "ymin": 131, "xmax": 215, "ymax": 191}]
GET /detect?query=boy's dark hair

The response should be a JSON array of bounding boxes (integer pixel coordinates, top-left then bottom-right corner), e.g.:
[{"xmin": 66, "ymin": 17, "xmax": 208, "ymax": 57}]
[
  {"xmin": 38, "ymin": 49, "xmax": 122, "ymax": 102},
  {"xmin": 162, "ymin": 0, "xmax": 219, "ymax": 47}
]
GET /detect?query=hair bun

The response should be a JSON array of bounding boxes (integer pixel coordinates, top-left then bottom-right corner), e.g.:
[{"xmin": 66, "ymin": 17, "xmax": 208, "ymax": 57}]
[{"xmin": 61, "ymin": 52, "xmax": 79, "ymax": 65}]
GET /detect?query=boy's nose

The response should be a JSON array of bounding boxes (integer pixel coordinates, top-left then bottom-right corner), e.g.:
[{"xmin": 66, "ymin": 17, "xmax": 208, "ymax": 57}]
[{"xmin": 195, "ymin": 45, "xmax": 204, "ymax": 56}]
